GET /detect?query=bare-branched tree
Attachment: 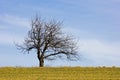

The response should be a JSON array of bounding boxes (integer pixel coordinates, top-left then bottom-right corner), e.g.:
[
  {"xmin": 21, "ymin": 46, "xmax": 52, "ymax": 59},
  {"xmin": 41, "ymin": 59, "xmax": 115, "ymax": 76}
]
[{"xmin": 16, "ymin": 16, "xmax": 78, "ymax": 67}]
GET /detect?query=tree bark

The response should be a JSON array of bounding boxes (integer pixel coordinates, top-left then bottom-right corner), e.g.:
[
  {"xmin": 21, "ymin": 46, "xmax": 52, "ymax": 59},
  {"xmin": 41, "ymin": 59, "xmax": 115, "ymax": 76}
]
[
  {"xmin": 40, "ymin": 57, "xmax": 44, "ymax": 67},
  {"xmin": 38, "ymin": 56, "xmax": 44, "ymax": 67},
  {"xmin": 37, "ymin": 50, "xmax": 44, "ymax": 67}
]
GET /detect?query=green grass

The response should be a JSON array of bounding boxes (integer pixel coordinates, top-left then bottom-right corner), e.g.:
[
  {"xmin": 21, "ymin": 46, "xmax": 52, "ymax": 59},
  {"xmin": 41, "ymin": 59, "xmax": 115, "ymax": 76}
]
[{"xmin": 0, "ymin": 67, "xmax": 120, "ymax": 80}]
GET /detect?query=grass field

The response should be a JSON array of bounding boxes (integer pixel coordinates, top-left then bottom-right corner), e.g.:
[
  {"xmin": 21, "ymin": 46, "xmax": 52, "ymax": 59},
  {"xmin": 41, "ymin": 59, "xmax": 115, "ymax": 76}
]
[{"xmin": 0, "ymin": 67, "xmax": 120, "ymax": 80}]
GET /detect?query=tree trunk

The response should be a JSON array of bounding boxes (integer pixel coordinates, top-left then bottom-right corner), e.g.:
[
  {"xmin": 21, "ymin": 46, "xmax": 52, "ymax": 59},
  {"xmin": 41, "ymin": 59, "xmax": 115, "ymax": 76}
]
[
  {"xmin": 37, "ymin": 50, "xmax": 44, "ymax": 67},
  {"xmin": 38, "ymin": 56, "xmax": 44, "ymax": 67},
  {"xmin": 40, "ymin": 57, "xmax": 44, "ymax": 67}
]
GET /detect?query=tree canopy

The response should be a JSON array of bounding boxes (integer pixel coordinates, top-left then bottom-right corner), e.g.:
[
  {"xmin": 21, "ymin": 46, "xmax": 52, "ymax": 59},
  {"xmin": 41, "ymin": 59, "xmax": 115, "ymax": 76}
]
[{"xmin": 16, "ymin": 16, "xmax": 78, "ymax": 67}]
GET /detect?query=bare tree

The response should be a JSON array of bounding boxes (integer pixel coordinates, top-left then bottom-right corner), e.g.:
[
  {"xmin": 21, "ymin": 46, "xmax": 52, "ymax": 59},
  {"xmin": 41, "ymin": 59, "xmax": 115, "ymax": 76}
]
[{"xmin": 16, "ymin": 16, "xmax": 78, "ymax": 67}]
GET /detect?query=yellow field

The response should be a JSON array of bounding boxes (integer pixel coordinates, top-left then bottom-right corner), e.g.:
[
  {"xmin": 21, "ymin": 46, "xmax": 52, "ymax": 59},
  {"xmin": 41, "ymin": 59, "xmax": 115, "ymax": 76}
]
[{"xmin": 0, "ymin": 67, "xmax": 120, "ymax": 80}]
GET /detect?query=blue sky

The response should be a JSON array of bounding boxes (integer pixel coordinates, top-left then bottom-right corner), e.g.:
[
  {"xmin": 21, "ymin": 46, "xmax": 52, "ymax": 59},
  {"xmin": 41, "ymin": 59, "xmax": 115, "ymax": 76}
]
[{"xmin": 0, "ymin": 0, "xmax": 120, "ymax": 67}]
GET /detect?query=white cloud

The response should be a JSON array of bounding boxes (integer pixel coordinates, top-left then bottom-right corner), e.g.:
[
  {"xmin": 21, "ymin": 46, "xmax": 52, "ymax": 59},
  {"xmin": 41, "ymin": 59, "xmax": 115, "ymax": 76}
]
[
  {"xmin": 0, "ymin": 14, "xmax": 29, "ymax": 45},
  {"xmin": 0, "ymin": 32, "xmax": 24, "ymax": 45},
  {"xmin": 0, "ymin": 14, "xmax": 29, "ymax": 28},
  {"xmin": 78, "ymin": 39, "xmax": 120, "ymax": 66},
  {"xmin": 79, "ymin": 40, "xmax": 118, "ymax": 54}
]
